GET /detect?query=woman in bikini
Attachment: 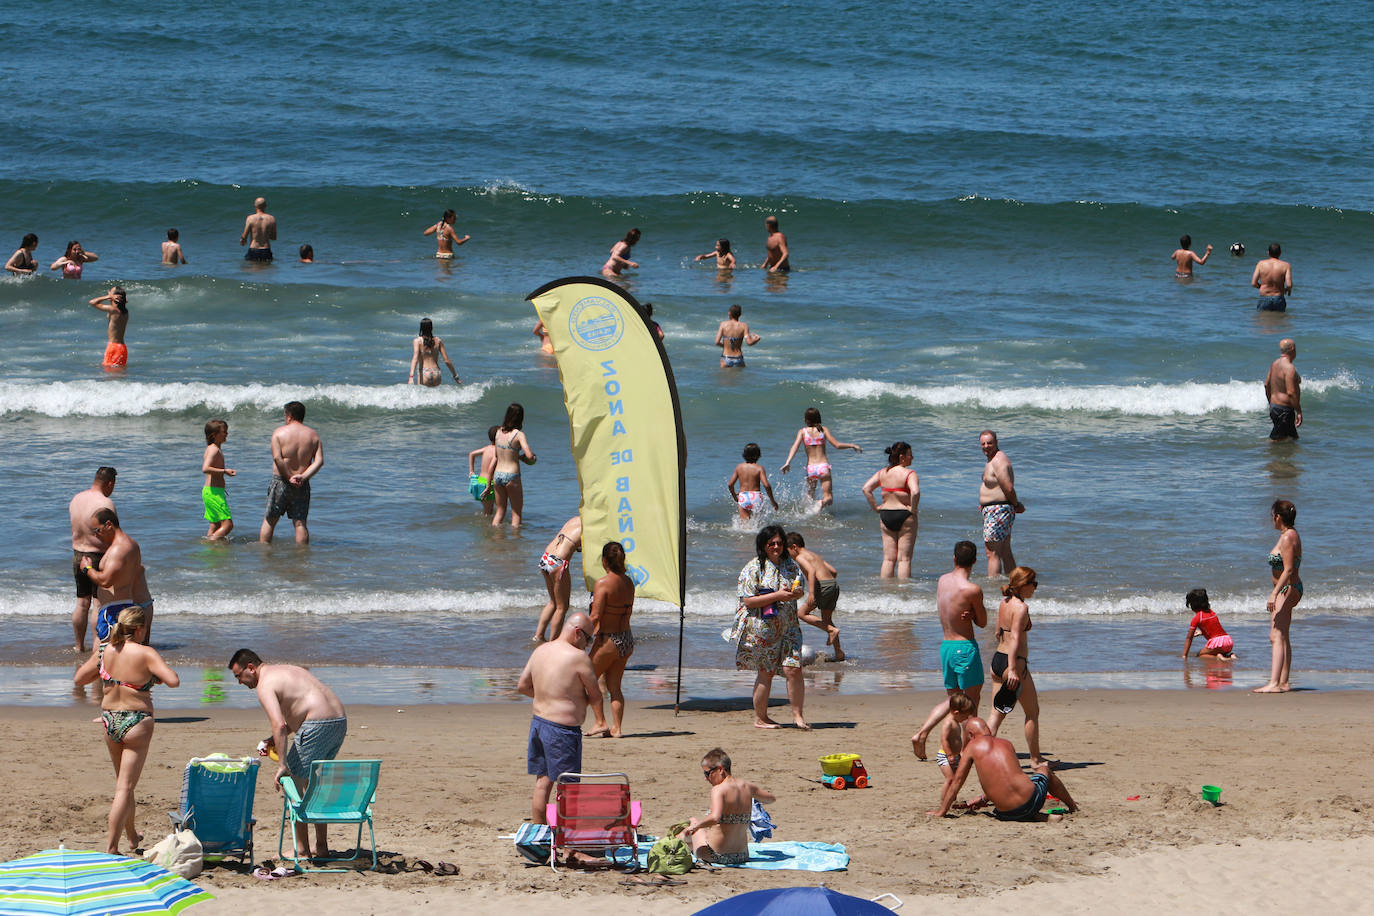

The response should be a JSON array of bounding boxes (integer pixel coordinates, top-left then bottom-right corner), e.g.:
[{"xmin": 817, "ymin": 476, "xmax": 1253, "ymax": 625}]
[
  {"xmin": 601, "ymin": 228, "xmax": 640, "ymax": 277},
  {"xmin": 422, "ymin": 209, "xmax": 470, "ymax": 259},
  {"xmin": 860, "ymin": 441, "xmax": 920, "ymax": 578},
  {"xmin": 780, "ymin": 406, "xmax": 862, "ymax": 510},
  {"xmin": 536, "ymin": 515, "xmax": 582, "ymax": 643},
  {"xmin": 986, "ymin": 566, "xmax": 1045, "ymax": 767},
  {"xmin": 491, "ymin": 402, "xmax": 536, "ymax": 527},
  {"xmin": 73, "ymin": 605, "xmax": 180, "ymax": 854},
  {"xmin": 50, "ymin": 240, "xmax": 98, "ymax": 278},
  {"xmin": 4, "ymin": 233, "xmax": 38, "ymax": 275},
  {"xmin": 1256, "ymin": 499, "xmax": 1302, "ymax": 693},
  {"xmin": 683, "ymin": 747, "xmax": 775, "ymax": 866},
  {"xmin": 408, "ymin": 318, "xmax": 460, "ymax": 386},
  {"xmin": 586, "ymin": 541, "xmax": 635, "ymax": 738}
]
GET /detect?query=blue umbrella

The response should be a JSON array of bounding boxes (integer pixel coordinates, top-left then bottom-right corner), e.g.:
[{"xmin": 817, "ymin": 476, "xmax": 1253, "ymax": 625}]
[
  {"xmin": 0, "ymin": 846, "xmax": 213, "ymax": 915},
  {"xmin": 693, "ymin": 886, "xmax": 894, "ymax": 915}
]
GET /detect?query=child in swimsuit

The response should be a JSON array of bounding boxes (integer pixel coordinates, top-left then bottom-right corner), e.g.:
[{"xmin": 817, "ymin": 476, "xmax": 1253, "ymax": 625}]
[
  {"xmin": 727, "ymin": 443, "xmax": 778, "ymax": 520},
  {"xmin": 1181, "ymin": 588, "xmax": 1235, "ymax": 658},
  {"xmin": 780, "ymin": 406, "xmax": 863, "ymax": 510},
  {"xmin": 51, "ymin": 240, "xmax": 97, "ymax": 278},
  {"xmin": 467, "ymin": 425, "xmax": 498, "ymax": 516},
  {"xmin": 694, "ymin": 238, "xmax": 736, "ymax": 269}
]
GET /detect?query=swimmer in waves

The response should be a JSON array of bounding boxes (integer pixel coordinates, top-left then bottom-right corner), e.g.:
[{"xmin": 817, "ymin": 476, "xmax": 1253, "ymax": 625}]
[{"xmin": 408, "ymin": 318, "xmax": 460, "ymax": 386}]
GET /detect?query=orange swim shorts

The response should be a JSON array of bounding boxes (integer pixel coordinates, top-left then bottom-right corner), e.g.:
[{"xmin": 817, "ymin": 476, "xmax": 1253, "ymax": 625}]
[{"xmin": 102, "ymin": 342, "xmax": 128, "ymax": 368}]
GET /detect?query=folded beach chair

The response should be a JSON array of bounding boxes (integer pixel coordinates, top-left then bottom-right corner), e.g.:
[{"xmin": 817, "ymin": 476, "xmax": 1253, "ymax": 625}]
[
  {"xmin": 277, "ymin": 759, "xmax": 381, "ymax": 872},
  {"xmin": 167, "ymin": 755, "xmax": 259, "ymax": 864},
  {"xmin": 545, "ymin": 771, "xmax": 642, "ymax": 873}
]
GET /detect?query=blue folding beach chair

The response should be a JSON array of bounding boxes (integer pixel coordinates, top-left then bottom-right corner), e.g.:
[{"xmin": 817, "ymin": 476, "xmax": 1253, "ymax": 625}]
[
  {"xmin": 168, "ymin": 755, "xmax": 259, "ymax": 864},
  {"xmin": 278, "ymin": 759, "xmax": 382, "ymax": 872}
]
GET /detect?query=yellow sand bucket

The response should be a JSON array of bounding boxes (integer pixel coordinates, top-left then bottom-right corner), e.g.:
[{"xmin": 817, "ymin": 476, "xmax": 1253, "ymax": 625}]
[{"xmin": 819, "ymin": 753, "xmax": 861, "ymax": 776}]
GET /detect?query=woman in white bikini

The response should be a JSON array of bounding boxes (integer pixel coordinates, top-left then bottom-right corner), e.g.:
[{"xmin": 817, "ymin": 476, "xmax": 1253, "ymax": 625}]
[
  {"xmin": 860, "ymin": 441, "xmax": 919, "ymax": 578},
  {"xmin": 423, "ymin": 209, "xmax": 469, "ymax": 259},
  {"xmin": 780, "ymin": 406, "xmax": 862, "ymax": 510},
  {"xmin": 408, "ymin": 318, "xmax": 460, "ymax": 386},
  {"xmin": 491, "ymin": 402, "xmax": 536, "ymax": 527}
]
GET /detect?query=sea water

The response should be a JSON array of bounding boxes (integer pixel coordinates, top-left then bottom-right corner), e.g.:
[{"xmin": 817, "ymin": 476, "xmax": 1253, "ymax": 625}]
[{"xmin": 2, "ymin": 0, "xmax": 1371, "ymax": 704}]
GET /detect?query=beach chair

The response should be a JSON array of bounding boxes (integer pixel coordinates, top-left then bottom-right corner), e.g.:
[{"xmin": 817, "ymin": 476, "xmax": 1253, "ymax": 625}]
[
  {"xmin": 167, "ymin": 755, "xmax": 259, "ymax": 864},
  {"xmin": 277, "ymin": 759, "xmax": 381, "ymax": 872},
  {"xmin": 544, "ymin": 772, "xmax": 642, "ymax": 873}
]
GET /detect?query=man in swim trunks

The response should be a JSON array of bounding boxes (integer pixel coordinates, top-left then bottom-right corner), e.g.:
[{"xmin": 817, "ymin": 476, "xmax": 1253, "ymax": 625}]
[
  {"xmin": 229, "ymin": 649, "xmax": 347, "ymax": 859},
  {"xmin": 68, "ymin": 468, "xmax": 155, "ymax": 650},
  {"xmin": 927, "ymin": 718, "xmax": 1077, "ymax": 821},
  {"xmin": 536, "ymin": 516, "xmax": 583, "ymax": 643},
  {"xmin": 260, "ymin": 401, "xmax": 324, "ymax": 545},
  {"xmin": 912, "ymin": 541, "xmax": 987, "ymax": 759},
  {"xmin": 517, "ymin": 613, "xmax": 603, "ymax": 827},
  {"xmin": 1263, "ymin": 338, "xmax": 1302, "ymax": 441},
  {"xmin": 1251, "ymin": 242, "xmax": 1292, "ymax": 311},
  {"xmin": 715, "ymin": 304, "xmax": 760, "ymax": 368},
  {"xmin": 240, "ymin": 197, "xmax": 277, "ymax": 262},
  {"xmin": 786, "ymin": 532, "xmax": 845, "ymax": 661},
  {"xmin": 1171, "ymin": 234, "xmax": 1212, "ymax": 278},
  {"xmin": 89, "ymin": 287, "xmax": 129, "ymax": 369},
  {"xmin": 979, "ymin": 430, "xmax": 1024, "ymax": 578},
  {"xmin": 79, "ymin": 508, "xmax": 147, "ymax": 647},
  {"xmin": 762, "ymin": 215, "xmax": 790, "ymax": 272}
]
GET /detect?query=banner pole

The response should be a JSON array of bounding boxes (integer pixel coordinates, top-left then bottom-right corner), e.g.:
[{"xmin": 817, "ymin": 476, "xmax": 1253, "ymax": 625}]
[{"xmin": 675, "ymin": 602, "xmax": 685, "ymax": 715}]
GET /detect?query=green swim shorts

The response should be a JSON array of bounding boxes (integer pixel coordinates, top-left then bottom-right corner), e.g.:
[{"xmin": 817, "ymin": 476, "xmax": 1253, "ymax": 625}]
[
  {"xmin": 202, "ymin": 485, "xmax": 231, "ymax": 522},
  {"xmin": 469, "ymin": 473, "xmax": 493, "ymax": 502},
  {"xmin": 940, "ymin": 639, "xmax": 984, "ymax": 690}
]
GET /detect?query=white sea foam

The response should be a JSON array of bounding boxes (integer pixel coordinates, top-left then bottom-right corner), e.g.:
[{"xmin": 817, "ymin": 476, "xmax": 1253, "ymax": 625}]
[
  {"xmin": 819, "ymin": 371, "xmax": 1359, "ymax": 416},
  {"xmin": 0, "ymin": 380, "xmax": 496, "ymax": 417}
]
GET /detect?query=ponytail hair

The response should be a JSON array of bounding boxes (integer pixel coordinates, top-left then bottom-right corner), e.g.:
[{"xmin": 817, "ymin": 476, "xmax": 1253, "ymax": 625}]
[
  {"xmin": 109, "ymin": 605, "xmax": 147, "ymax": 645},
  {"xmin": 1271, "ymin": 499, "xmax": 1297, "ymax": 527},
  {"xmin": 602, "ymin": 541, "xmax": 627, "ymax": 575},
  {"xmin": 884, "ymin": 441, "xmax": 911, "ymax": 467},
  {"xmin": 1002, "ymin": 566, "xmax": 1036, "ymax": 598}
]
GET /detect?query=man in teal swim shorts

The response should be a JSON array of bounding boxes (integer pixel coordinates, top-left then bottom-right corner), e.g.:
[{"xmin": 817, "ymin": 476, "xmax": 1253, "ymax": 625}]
[{"xmin": 912, "ymin": 541, "xmax": 988, "ymax": 759}]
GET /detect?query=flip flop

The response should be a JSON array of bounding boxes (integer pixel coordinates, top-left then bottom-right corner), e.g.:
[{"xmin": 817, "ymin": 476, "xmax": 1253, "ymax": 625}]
[
  {"xmin": 410, "ymin": 859, "xmax": 434, "ymax": 873},
  {"xmin": 253, "ymin": 866, "xmax": 296, "ymax": 880},
  {"xmin": 434, "ymin": 862, "xmax": 460, "ymax": 876}
]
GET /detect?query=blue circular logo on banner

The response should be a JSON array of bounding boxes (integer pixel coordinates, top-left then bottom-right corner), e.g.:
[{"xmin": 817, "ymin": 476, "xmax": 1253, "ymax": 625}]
[{"xmin": 568, "ymin": 296, "xmax": 624, "ymax": 351}]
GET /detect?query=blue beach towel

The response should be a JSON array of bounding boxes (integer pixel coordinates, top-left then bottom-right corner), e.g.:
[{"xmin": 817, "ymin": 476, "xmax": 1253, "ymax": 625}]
[
  {"xmin": 624, "ymin": 840, "xmax": 848, "ymax": 872},
  {"xmin": 750, "ymin": 800, "xmax": 775, "ymax": 841}
]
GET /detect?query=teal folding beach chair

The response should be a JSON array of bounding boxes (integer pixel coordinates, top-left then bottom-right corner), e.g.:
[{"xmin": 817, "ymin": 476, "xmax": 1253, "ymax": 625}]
[
  {"xmin": 168, "ymin": 755, "xmax": 259, "ymax": 864},
  {"xmin": 277, "ymin": 759, "xmax": 381, "ymax": 872}
]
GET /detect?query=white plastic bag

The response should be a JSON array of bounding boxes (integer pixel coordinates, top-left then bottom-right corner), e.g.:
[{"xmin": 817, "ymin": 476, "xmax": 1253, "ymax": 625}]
[{"xmin": 143, "ymin": 829, "xmax": 203, "ymax": 878}]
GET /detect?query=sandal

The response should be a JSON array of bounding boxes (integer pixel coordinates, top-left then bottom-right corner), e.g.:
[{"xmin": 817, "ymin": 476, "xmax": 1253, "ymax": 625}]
[
  {"xmin": 410, "ymin": 859, "xmax": 434, "ymax": 873},
  {"xmin": 434, "ymin": 862, "xmax": 460, "ymax": 876}
]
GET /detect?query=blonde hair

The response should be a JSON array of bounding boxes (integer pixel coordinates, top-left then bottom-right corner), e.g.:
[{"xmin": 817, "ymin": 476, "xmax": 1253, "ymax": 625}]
[
  {"xmin": 109, "ymin": 605, "xmax": 147, "ymax": 645},
  {"xmin": 1002, "ymin": 566, "xmax": 1036, "ymax": 598}
]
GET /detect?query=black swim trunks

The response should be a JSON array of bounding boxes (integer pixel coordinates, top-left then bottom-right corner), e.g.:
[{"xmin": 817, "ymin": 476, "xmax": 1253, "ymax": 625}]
[
  {"xmin": 245, "ymin": 247, "xmax": 273, "ymax": 262},
  {"xmin": 73, "ymin": 550, "xmax": 104, "ymax": 598},
  {"xmin": 995, "ymin": 772, "xmax": 1050, "ymax": 822},
  {"xmin": 265, "ymin": 476, "xmax": 310, "ymax": 522},
  {"xmin": 1268, "ymin": 404, "xmax": 1299, "ymax": 440},
  {"xmin": 990, "ymin": 651, "xmax": 1025, "ymax": 714}
]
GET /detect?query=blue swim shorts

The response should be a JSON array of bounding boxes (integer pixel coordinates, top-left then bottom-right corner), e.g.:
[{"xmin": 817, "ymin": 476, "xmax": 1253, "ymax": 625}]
[
  {"xmin": 940, "ymin": 639, "xmax": 984, "ymax": 690},
  {"xmin": 1257, "ymin": 295, "xmax": 1287, "ymax": 311},
  {"xmin": 995, "ymin": 771, "xmax": 1050, "ymax": 822},
  {"xmin": 527, "ymin": 715, "xmax": 582, "ymax": 781},
  {"xmin": 285, "ymin": 716, "xmax": 347, "ymax": 777}
]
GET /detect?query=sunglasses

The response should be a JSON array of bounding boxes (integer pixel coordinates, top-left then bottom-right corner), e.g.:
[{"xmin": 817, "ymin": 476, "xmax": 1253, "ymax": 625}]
[
  {"xmin": 702, "ymin": 765, "xmax": 719, "ymax": 779},
  {"xmin": 573, "ymin": 626, "xmax": 591, "ymax": 641}
]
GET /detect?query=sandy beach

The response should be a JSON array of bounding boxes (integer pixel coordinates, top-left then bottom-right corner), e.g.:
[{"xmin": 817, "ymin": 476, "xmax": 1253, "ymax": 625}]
[{"xmin": 4, "ymin": 687, "xmax": 1371, "ymax": 914}]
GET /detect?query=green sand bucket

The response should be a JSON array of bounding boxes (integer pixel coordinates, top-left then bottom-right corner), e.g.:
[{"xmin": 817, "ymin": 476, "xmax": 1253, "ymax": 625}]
[{"xmin": 1201, "ymin": 785, "xmax": 1222, "ymax": 805}]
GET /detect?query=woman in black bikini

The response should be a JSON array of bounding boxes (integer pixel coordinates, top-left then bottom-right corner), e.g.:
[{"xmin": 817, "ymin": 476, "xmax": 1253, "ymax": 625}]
[
  {"xmin": 986, "ymin": 566, "xmax": 1045, "ymax": 767},
  {"xmin": 73, "ymin": 605, "xmax": 181, "ymax": 854},
  {"xmin": 860, "ymin": 441, "xmax": 920, "ymax": 578},
  {"xmin": 586, "ymin": 542, "xmax": 635, "ymax": 738}
]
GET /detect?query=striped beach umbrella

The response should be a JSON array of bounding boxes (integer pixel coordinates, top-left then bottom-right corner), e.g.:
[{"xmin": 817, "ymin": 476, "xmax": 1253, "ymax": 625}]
[{"xmin": 0, "ymin": 846, "xmax": 212, "ymax": 915}]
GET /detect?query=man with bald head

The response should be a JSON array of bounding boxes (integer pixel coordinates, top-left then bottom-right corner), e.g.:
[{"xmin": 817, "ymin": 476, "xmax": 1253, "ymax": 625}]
[
  {"xmin": 240, "ymin": 197, "xmax": 277, "ymax": 262},
  {"xmin": 1264, "ymin": 339, "xmax": 1302, "ymax": 441},
  {"xmin": 517, "ymin": 612, "xmax": 604, "ymax": 824},
  {"xmin": 927, "ymin": 717, "xmax": 1077, "ymax": 821}
]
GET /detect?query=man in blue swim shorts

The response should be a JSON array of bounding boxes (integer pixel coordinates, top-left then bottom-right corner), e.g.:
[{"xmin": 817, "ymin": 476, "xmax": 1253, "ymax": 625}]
[
  {"xmin": 912, "ymin": 541, "xmax": 989, "ymax": 759},
  {"xmin": 517, "ymin": 612, "xmax": 604, "ymax": 826},
  {"xmin": 1251, "ymin": 242, "xmax": 1292, "ymax": 311},
  {"xmin": 927, "ymin": 718, "xmax": 1078, "ymax": 821}
]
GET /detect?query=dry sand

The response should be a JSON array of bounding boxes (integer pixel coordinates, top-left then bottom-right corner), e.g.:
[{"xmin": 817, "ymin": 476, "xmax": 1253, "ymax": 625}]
[{"xmin": 3, "ymin": 688, "xmax": 1371, "ymax": 915}]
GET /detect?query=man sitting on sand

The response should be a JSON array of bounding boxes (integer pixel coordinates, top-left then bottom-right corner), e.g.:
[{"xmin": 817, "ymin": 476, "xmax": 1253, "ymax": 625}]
[
  {"xmin": 517, "ymin": 613, "xmax": 603, "ymax": 826},
  {"xmin": 927, "ymin": 717, "xmax": 1077, "ymax": 822},
  {"xmin": 229, "ymin": 649, "xmax": 347, "ymax": 859}
]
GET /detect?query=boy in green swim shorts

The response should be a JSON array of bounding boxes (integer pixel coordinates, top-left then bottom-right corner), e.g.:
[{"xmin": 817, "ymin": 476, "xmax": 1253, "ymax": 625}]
[
  {"xmin": 467, "ymin": 425, "xmax": 498, "ymax": 516},
  {"xmin": 202, "ymin": 419, "xmax": 236, "ymax": 539}
]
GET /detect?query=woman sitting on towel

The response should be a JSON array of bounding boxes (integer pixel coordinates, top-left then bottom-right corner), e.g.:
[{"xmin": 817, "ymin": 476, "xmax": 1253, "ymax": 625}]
[
  {"xmin": 74, "ymin": 604, "xmax": 181, "ymax": 854},
  {"xmin": 683, "ymin": 747, "xmax": 775, "ymax": 865}
]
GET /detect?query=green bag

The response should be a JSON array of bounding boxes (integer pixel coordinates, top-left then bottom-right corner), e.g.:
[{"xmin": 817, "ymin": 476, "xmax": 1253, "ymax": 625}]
[{"xmin": 646, "ymin": 836, "xmax": 693, "ymax": 875}]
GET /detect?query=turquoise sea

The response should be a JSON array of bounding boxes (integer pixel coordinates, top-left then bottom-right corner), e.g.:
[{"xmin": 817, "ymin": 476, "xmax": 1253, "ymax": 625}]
[{"xmin": 2, "ymin": 0, "xmax": 1371, "ymax": 704}]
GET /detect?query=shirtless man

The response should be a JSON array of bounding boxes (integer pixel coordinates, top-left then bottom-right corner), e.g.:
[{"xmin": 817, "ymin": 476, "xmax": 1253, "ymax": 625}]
[
  {"xmin": 1171, "ymin": 234, "xmax": 1211, "ymax": 278},
  {"xmin": 259, "ymin": 401, "xmax": 324, "ymax": 544},
  {"xmin": 787, "ymin": 532, "xmax": 845, "ymax": 661},
  {"xmin": 69, "ymin": 469, "xmax": 154, "ymax": 651},
  {"xmin": 912, "ymin": 541, "xmax": 988, "ymax": 759},
  {"xmin": 79, "ymin": 509, "xmax": 147, "ymax": 647},
  {"xmin": 683, "ymin": 747, "xmax": 776, "ymax": 865},
  {"xmin": 536, "ymin": 516, "xmax": 583, "ymax": 643},
  {"xmin": 1252, "ymin": 242, "xmax": 1293, "ymax": 311},
  {"xmin": 517, "ymin": 613, "xmax": 603, "ymax": 825},
  {"xmin": 715, "ymin": 304, "xmax": 760, "ymax": 368},
  {"xmin": 927, "ymin": 718, "xmax": 1077, "ymax": 822},
  {"xmin": 1264, "ymin": 338, "xmax": 1302, "ymax": 441},
  {"xmin": 762, "ymin": 215, "xmax": 790, "ymax": 272},
  {"xmin": 228, "ymin": 649, "xmax": 347, "ymax": 858},
  {"xmin": 239, "ymin": 197, "xmax": 277, "ymax": 262},
  {"xmin": 423, "ymin": 209, "xmax": 470, "ymax": 259},
  {"xmin": 89, "ymin": 287, "xmax": 130, "ymax": 370},
  {"xmin": 979, "ymin": 430, "xmax": 1024, "ymax": 578}
]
